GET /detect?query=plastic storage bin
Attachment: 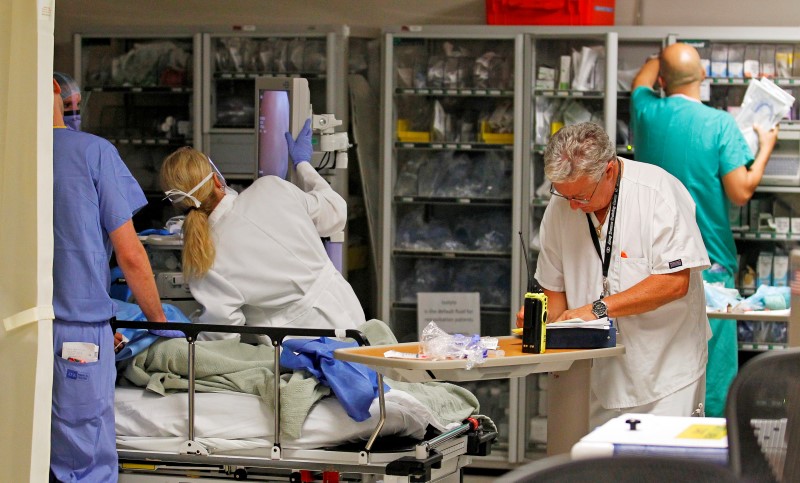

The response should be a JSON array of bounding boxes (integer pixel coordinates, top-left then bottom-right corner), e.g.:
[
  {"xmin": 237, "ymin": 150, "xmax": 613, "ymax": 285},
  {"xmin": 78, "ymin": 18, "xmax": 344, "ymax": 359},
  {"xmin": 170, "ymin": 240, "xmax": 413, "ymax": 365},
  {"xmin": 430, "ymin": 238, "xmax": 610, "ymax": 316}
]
[{"xmin": 486, "ymin": 0, "xmax": 615, "ymax": 26}]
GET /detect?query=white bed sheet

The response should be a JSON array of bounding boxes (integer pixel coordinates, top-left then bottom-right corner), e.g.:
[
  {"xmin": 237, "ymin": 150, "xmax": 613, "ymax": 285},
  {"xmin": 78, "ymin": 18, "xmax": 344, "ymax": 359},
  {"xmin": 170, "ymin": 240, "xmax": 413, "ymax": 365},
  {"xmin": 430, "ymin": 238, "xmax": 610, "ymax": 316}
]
[{"xmin": 115, "ymin": 386, "xmax": 434, "ymax": 452}]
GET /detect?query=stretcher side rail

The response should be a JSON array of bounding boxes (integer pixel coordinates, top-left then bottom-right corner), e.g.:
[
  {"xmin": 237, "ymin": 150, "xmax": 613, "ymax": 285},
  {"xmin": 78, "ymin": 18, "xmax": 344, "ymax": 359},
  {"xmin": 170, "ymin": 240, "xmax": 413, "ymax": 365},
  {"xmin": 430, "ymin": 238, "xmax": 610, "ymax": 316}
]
[{"xmin": 110, "ymin": 320, "xmax": 374, "ymax": 459}]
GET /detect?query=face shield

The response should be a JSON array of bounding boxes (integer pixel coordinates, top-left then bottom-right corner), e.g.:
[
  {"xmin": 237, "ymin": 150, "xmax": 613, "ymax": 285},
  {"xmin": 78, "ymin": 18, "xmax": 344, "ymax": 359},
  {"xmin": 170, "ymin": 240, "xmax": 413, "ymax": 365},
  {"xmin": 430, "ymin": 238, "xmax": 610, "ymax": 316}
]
[{"xmin": 54, "ymin": 72, "xmax": 85, "ymax": 131}]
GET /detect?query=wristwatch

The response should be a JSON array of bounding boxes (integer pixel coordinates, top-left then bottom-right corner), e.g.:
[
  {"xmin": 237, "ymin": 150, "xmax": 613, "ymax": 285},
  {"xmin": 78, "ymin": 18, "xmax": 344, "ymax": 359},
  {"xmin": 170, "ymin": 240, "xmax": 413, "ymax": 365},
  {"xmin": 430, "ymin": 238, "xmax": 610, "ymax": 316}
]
[{"xmin": 592, "ymin": 299, "xmax": 608, "ymax": 318}]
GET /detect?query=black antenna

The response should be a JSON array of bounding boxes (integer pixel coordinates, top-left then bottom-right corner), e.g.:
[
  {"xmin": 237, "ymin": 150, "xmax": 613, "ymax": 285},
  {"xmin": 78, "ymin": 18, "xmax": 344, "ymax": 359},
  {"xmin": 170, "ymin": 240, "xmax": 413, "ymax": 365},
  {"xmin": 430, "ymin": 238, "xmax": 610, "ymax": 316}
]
[{"xmin": 518, "ymin": 231, "xmax": 534, "ymax": 293}]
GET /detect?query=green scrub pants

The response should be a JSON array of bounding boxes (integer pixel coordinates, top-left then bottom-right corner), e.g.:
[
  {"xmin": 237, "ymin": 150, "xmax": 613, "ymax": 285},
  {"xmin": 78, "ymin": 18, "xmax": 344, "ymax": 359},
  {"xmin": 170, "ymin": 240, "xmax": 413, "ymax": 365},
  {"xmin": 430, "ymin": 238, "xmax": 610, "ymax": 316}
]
[{"xmin": 702, "ymin": 270, "xmax": 738, "ymax": 417}]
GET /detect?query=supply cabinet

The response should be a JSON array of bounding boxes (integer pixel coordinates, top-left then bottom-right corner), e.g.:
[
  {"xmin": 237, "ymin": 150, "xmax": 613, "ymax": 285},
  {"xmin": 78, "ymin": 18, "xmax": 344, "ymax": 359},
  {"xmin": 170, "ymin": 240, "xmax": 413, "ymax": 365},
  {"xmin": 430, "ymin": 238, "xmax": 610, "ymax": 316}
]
[
  {"xmin": 74, "ymin": 31, "xmax": 202, "ymax": 230},
  {"xmin": 202, "ymin": 25, "xmax": 377, "ymax": 191},
  {"xmin": 379, "ymin": 25, "xmax": 525, "ymax": 464}
]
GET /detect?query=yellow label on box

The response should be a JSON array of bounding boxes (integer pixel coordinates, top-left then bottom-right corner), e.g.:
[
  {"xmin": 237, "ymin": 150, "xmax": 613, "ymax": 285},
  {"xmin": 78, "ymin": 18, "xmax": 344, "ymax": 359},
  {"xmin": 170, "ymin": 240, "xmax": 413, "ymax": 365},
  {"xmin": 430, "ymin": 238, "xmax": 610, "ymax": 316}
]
[{"xmin": 676, "ymin": 424, "xmax": 727, "ymax": 440}]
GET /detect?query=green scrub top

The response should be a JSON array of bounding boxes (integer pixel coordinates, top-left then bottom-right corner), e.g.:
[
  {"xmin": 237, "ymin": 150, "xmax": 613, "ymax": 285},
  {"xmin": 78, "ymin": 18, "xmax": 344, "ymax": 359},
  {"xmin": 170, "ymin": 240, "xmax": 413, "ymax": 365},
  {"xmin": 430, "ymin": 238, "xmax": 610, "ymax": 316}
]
[{"xmin": 631, "ymin": 87, "xmax": 753, "ymax": 277}]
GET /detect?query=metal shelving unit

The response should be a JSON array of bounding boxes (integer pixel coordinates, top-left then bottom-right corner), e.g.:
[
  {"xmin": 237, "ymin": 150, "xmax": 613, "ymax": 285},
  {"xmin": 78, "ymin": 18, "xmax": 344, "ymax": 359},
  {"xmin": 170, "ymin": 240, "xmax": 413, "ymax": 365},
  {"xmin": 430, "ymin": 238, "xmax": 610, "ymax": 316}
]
[
  {"xmin": 380, "ymin": 25, "xmax": 525, "ymax": 466},
  {"xmin": 74, "ymin": 31, "xmax": 202, "ymax": 231}
]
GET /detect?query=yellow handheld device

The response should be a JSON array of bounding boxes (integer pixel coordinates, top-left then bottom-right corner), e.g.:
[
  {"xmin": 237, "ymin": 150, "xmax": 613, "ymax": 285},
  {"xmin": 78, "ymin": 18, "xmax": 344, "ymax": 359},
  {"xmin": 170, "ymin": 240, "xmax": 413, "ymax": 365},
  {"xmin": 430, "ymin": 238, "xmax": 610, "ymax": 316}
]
[
  {"xmin": 518, "ymin": 231, "xmax": 547, "ymax": 353},
  {"xmin": 523, "ymin": 291, "xmax": 547, "ymax": 354}
]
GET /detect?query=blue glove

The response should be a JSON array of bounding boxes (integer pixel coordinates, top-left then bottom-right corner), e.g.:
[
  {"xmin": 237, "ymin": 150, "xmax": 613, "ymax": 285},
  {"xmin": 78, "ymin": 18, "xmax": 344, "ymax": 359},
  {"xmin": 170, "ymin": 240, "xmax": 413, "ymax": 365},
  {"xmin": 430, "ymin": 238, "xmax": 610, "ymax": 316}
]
[{"xmin": 285, "ymin": 118, "xmax": 313, "ymax": 167}]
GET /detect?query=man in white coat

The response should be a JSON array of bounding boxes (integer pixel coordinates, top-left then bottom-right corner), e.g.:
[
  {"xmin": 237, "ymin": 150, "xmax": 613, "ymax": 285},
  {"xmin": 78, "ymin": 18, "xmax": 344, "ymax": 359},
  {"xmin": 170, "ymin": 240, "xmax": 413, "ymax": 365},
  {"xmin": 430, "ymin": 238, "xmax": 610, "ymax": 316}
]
[{"xmin": 519, "ymin": 122, "xmax": 712, "ymax": 426}]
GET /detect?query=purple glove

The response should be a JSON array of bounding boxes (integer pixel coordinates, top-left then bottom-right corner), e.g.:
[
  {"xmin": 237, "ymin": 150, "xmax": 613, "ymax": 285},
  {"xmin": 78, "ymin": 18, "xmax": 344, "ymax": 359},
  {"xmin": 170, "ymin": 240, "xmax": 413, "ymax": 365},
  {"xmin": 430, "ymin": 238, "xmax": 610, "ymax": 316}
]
[{"xmin": 284, "ymin": 118, "xmax": 313, "ymax": 166}]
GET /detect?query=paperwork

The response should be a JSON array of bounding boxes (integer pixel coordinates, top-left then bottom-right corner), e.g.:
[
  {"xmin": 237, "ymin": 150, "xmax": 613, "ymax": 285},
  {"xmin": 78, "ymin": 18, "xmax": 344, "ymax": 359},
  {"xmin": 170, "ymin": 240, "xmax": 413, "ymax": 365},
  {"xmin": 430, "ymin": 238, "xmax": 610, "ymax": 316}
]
[
  {"xmin": 547, "ymin": 317, "xmax": 609, "ymax": 329},
  {"xmin": 512, "ymin": 317, "xmax": 610, "ymax": 336}
]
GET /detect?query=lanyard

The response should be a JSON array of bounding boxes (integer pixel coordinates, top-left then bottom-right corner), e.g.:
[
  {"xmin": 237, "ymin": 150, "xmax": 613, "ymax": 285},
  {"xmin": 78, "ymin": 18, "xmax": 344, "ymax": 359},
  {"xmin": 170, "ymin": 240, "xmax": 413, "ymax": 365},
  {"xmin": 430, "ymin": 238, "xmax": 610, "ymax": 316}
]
[{"xmin": 585, "ymin": 159, "xmax": 621, "ymax": 299}]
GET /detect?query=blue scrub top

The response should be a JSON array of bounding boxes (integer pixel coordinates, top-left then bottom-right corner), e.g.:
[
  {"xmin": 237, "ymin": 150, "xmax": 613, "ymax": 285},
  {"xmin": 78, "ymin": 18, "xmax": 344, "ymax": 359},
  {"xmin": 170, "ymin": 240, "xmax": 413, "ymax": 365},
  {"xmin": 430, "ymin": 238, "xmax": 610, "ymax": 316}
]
[
  {"xmin": 631, "ymin": 87, "xmax": 753, "ymax": 276},
  {"xmin": 52, "ymin": 128, "xmax": 147, "ymax": 323}
]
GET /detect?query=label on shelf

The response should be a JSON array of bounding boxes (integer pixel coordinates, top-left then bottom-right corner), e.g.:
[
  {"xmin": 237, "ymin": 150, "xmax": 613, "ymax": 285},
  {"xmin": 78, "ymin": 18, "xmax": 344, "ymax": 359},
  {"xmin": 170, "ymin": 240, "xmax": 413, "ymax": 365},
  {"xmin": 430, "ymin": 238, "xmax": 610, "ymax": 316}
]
[
  {"xmin": 461, "ymin": 144, "xmax": 473, "ymax": 150},
  {"xmin": 457, "ymin": 198, "xmax": 471, "ymax": 204},
  {"xmin": 431, "ymin": 89, "xmax": 443, "ymax": 95},
  {"xmin": 488, "ymin": 89, "xmax": 501, "ymax": 96},
  {"xmin": 431, "ymin": 143, "xmax": 443, "ymax": 148},
  {"xmin": 446, "ymin": 89, "xmax": 458, "ymax": 95},
  {"xmin": 474, "ymin": 89, "xmax": 487, "ymax": 95},
  {"xmin": 445, "ymin": 144, "xmax": 458, "ymax": 149}
]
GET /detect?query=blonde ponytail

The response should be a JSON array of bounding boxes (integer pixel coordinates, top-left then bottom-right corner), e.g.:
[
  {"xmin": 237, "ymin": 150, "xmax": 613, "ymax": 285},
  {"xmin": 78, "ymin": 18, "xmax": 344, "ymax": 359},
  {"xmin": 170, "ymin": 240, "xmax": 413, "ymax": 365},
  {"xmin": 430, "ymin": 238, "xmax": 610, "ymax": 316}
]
[
  {"xmin": 159, "ymin": 147, "xmax": 220, "ymax": 279},
  {"xmin": 180, "ymin": 208, "xmax": 214, "ymax": 279}
]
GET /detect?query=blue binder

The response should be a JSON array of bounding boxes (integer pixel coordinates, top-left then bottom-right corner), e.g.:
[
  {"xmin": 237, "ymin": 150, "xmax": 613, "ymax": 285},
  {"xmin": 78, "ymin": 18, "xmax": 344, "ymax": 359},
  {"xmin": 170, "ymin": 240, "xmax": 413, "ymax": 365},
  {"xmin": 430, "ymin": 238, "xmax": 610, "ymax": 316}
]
[{"xmin": 546, "ymin": 319, "xmax": 616, "ymax": 349}]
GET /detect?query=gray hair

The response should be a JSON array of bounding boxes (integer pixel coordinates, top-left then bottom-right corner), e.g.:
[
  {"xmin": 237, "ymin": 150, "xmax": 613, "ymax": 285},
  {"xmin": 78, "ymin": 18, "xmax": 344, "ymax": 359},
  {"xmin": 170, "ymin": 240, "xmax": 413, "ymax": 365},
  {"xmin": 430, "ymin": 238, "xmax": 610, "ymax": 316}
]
[{"xmin": 544, "ymin": 122, "xmax": 615, "ymax": 183}]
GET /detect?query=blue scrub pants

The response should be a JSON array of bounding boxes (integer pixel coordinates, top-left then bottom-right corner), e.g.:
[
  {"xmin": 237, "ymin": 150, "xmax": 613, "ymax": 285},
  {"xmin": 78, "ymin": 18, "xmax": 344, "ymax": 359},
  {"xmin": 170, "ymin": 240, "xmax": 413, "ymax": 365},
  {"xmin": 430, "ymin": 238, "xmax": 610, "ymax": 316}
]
[{"xmin": 51, "ymin": 321, "xmax": 117, "ymax": 483}]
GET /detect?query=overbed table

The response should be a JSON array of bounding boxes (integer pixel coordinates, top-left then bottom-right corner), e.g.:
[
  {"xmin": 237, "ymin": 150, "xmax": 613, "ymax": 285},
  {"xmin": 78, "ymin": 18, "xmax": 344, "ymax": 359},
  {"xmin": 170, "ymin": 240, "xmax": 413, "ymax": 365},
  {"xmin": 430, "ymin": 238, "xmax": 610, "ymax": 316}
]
[{"xmin": 335, "ymin": 336, "xmax": 625, "ymax": 456}]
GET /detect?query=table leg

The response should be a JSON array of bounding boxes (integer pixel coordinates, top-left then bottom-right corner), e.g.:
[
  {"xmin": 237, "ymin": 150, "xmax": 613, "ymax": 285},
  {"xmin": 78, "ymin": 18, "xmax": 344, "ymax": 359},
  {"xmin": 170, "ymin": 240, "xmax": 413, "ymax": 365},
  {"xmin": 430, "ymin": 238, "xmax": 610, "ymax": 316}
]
[{"xmin": 546, "ymin": 359, "xmax": 591, "ymax": 456}]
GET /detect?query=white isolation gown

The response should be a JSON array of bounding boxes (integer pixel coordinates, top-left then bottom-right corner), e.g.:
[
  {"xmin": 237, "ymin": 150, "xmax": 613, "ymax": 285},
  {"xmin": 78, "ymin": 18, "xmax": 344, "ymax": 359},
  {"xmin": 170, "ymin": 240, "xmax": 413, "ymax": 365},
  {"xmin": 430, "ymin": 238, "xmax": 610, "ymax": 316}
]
[{"xmin": 190, "ymin": 162, "xmax": 366, "ymax": 337}]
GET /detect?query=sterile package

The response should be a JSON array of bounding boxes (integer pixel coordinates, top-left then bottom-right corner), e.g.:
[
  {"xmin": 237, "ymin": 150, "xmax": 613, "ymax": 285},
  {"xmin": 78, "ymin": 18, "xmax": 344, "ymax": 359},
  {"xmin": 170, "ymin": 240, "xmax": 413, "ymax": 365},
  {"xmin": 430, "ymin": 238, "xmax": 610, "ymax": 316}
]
[
  {"xmin": 734, "ymin": 77, "xmax": 796, "ymax": 154},
  {"xmin": 756, "ymin": 252, "xmax": 774, "ymax": 287},
  {"xmin": 773, "ymin": 254, "xmax": 789, "ymax": 287},
  {"xmin": 776, "ymin": 45, "xmax": 794, "ymax": 78},
  {"xmin": 727, "ymin": 44, "xmax": 745, "ymax": 78},
  {"xmin": 710, "ymin": 44, "xmax": 729, "ymax": 78},
  {"xmin": 558, "ymin": 55, "xmax": 571, "ymax": 90},
  {"xmin": 572, "ymin": 45, "xmax": 603, "ymax": 91},
  {"xmin": 793, "ymin": 45, "xmax": 800, "ymax": 77},
  {"xmin": 744, "ymin": 44, "xmax": 760, "ymax": 78},
  {"xmin": 536, "ymin": 66, "xmax": 556, "ymax": 90},
  {"xmin": 760, "ymin": 45, "xmax": 776, "ymax": 78}
]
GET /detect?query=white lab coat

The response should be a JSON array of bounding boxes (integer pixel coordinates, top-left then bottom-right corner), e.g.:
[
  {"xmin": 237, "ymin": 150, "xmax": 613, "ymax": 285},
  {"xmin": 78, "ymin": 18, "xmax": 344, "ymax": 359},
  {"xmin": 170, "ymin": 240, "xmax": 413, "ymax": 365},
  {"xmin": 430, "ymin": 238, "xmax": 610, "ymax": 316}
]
[
  {"xmin": 191, "ymin": 162, "xmax": 366, "ymax": 337},
  {"xmin": 535, "ymin": 159, "xmax": 712, "ymax": 409}
]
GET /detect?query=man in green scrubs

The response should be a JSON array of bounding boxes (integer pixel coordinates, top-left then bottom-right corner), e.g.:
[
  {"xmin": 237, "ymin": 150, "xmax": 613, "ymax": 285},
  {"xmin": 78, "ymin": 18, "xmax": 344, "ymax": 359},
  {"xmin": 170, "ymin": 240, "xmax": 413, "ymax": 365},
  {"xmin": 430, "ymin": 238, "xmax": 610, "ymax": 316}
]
[{"xmin": 630, "ymin": 43, "xmax": 778, "ymax": 417}]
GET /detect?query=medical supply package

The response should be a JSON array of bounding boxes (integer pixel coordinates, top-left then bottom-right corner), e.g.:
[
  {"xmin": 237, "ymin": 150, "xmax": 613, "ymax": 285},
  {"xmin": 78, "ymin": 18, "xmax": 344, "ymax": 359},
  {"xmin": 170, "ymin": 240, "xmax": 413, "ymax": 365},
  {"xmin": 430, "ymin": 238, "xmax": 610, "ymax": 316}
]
[{"xmin": 735, "ymin": 77, "xmax": 796, "ymax": 155}]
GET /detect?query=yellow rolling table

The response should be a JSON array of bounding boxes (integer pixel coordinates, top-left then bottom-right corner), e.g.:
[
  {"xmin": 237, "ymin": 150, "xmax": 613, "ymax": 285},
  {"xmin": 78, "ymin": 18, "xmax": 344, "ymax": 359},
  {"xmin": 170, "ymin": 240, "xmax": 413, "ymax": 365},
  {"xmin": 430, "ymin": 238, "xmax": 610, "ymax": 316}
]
[{"xmin": 335, "ymin": 337, "xmax": 625, "ymax": 455}]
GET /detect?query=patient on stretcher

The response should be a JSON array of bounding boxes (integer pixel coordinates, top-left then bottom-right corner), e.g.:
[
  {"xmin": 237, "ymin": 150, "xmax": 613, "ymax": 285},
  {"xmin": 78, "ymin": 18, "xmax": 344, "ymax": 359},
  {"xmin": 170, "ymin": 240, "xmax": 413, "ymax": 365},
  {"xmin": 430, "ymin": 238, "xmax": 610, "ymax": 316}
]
[{"xmin": 114, "ymin": 318, "xmax": 482, "ymax": 453}]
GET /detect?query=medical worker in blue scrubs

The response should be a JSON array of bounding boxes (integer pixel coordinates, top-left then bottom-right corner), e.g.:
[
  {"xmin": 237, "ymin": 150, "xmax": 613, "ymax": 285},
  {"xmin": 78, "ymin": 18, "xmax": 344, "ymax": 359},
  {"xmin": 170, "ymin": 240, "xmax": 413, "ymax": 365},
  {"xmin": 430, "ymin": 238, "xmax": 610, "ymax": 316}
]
[{"xmin": 51, "ymin": 72, "xmax": 166, "ymax": 482}]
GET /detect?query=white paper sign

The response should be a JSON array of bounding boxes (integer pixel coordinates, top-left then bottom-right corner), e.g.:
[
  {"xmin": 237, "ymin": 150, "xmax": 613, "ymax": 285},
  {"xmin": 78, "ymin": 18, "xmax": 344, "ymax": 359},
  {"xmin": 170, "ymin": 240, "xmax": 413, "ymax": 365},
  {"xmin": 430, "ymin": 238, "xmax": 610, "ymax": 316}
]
[{"xmin": 417, "ymin": 292, "xmax": 480, "ymax": 336}]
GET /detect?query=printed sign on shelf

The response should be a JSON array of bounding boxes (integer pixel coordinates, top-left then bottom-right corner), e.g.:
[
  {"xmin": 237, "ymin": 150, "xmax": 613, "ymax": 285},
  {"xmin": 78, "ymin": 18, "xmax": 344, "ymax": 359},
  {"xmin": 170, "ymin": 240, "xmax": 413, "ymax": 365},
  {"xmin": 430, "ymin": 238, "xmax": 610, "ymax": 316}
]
[{"xmin": 417, "ymin": 292, "xmax": 480, "ymax": 336}]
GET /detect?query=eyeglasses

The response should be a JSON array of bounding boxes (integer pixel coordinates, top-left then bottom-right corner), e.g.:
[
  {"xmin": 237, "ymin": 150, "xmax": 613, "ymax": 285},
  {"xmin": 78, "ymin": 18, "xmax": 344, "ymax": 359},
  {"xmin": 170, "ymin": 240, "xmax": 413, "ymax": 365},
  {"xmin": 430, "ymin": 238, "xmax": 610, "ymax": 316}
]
[
  {"xmin": 550, "ymin": 176, "xmax": 602, "ymax": 205},
  {"xmin": 549, "ymin": 159, "xmax": 614, "ymax": 205}
]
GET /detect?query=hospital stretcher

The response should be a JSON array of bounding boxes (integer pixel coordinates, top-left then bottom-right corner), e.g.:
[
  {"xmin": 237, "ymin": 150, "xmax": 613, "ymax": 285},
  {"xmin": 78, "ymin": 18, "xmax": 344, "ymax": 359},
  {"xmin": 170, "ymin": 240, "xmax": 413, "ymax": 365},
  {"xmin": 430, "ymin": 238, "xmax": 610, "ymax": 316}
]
[{"xmin": 110, "ymin": 321, "xmax": 497, "ymax": 483}]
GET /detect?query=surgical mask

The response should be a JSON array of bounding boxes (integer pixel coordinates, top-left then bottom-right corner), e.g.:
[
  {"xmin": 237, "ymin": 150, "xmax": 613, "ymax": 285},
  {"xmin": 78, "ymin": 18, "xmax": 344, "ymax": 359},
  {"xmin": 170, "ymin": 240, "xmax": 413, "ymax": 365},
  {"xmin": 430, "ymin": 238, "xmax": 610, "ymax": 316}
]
[
  {"xmin": 64, "ymin": 110, "xmax": 81, "ymax": 131},
  {"xmin": 164, "ymin": 171, "xmax": 214, "ymax": 208},
  {"xmin": 163, "ymin": 156, "xmax": 227, "ymax": 208}
]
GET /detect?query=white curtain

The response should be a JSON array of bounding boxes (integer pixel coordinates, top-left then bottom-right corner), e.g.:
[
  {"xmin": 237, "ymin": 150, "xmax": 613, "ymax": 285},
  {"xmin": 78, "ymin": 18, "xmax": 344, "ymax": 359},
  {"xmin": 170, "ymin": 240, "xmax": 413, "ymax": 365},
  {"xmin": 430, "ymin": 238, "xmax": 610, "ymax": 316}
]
[{"xmin": 0, "ymin": 0, "xmax": 55, "ymax": 481}]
